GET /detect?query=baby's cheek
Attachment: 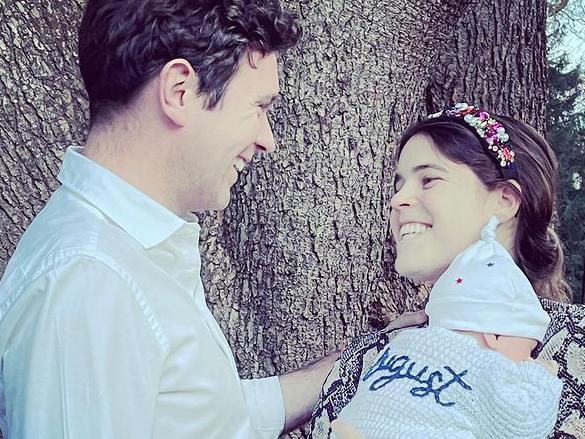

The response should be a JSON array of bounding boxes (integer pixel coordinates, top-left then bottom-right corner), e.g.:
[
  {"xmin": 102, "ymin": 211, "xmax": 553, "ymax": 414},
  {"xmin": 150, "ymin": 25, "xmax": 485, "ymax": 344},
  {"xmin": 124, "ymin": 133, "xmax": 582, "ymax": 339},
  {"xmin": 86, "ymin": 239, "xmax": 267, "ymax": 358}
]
[{"xmin": 331, "ymin": 419, "xmax": 367, "ymax": 439}]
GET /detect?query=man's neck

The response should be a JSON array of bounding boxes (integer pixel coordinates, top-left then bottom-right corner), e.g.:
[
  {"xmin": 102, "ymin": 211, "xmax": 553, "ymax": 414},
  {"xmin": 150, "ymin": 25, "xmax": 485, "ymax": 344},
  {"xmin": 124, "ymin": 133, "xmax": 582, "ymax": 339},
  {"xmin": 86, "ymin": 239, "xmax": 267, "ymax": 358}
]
[{"xmin": 82, "ymin": 128, "xmax": 178, "ymax": 215}]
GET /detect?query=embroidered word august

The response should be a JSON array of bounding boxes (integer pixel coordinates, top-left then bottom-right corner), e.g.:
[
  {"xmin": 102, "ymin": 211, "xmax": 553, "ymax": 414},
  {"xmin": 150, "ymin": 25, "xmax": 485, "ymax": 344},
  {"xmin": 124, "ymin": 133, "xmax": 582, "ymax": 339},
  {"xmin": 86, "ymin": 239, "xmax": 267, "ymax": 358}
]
[{"xmin": 363, "ymin": 348, "xmax": 472, "ymax": 407}]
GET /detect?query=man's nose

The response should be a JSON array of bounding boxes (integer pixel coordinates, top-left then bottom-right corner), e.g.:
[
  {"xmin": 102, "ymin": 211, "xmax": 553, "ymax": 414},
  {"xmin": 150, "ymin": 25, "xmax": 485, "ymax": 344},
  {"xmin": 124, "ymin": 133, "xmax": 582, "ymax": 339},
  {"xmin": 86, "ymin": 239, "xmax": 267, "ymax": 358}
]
[{"xmin": 256, "ymin": 112, "xmax": 276, "ymax": 153}]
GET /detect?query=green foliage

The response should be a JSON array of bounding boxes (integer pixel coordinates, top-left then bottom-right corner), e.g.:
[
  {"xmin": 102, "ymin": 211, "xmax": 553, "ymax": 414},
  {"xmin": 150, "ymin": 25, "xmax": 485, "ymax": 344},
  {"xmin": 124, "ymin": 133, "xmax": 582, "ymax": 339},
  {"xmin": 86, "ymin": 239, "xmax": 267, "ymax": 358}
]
[{"xmin": 546, "ymin": 53, "xmax": 585, "ymax": 303}]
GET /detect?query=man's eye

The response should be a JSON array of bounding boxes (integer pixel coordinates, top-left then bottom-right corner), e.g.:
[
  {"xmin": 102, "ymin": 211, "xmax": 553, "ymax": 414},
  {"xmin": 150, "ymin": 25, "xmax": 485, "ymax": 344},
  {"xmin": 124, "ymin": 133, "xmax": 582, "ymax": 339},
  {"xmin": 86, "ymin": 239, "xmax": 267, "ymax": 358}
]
[{"xmin": 393, "ymin": 179, "xmax": 403, "ymax": 193}]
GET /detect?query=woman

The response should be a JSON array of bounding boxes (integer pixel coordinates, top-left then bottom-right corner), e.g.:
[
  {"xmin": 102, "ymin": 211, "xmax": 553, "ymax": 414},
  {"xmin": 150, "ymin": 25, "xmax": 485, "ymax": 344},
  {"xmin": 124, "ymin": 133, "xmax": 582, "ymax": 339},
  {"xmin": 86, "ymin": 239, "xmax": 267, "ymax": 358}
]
[{"xmin": 310, "ymin": 103, "xmax": 585, "ymax": 438}]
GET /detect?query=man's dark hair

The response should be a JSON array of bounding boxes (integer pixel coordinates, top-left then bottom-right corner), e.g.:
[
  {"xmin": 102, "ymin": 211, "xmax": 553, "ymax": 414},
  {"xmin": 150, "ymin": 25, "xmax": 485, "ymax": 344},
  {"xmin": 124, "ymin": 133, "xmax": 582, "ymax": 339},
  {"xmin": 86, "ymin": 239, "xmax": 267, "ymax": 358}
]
[{"xmin": 78, "ymin": 0, "xmax": 301, "ymax": 127}]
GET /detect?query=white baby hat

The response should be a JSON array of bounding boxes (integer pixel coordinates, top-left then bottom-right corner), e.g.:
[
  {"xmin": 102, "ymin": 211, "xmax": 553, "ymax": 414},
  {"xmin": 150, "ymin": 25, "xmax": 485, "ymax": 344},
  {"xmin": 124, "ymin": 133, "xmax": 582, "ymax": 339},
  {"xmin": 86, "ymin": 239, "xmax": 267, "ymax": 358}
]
[{"xmin": 425, "ymin": 216, "xmax": 550, "ymax": 342}]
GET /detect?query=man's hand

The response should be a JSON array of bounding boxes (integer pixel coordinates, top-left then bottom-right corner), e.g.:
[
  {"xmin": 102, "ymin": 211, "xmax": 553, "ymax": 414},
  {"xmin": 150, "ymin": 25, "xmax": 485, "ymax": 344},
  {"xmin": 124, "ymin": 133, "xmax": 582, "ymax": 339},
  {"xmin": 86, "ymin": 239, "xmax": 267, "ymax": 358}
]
[
  {"xmin": 383, "ymin": 309, "xmax": 428, "ymax": 332},
  {"xmin": 279, "ymin": 349, "xmax": 341, "ymax": 433}
]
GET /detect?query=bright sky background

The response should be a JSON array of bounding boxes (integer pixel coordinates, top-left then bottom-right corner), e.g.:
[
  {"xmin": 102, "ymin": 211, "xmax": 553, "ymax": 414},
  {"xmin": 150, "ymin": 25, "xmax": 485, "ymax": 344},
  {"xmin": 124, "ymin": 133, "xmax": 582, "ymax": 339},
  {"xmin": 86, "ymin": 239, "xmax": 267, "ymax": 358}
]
[
  {"xmin": 548, "ymin": 0, "xmax": 585, "ymax": 68},
  {"xmin": 563, "ymin": 29, "xmax": 585, "ymax": 67}
]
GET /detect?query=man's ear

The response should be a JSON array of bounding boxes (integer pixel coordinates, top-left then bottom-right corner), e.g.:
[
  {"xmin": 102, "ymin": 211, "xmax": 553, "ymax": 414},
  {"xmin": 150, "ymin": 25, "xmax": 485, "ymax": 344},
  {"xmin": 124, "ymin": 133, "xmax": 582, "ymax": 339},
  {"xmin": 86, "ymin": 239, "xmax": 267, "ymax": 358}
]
[
  {"xmin": 158, "ymin": 58, "xmax": 198, "ymax": 127},
  {"xmin": 494, "ymin": 180, "xmax": 521, "ymax": 223}
]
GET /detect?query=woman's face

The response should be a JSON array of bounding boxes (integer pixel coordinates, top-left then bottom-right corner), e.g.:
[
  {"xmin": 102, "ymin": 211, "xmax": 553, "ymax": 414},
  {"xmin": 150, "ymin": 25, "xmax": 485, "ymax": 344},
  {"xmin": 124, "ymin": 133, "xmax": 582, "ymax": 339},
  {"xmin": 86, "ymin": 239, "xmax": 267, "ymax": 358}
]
[{"xmin": 389, "ymin": 134, "xmax": 499, "ymax": 283}]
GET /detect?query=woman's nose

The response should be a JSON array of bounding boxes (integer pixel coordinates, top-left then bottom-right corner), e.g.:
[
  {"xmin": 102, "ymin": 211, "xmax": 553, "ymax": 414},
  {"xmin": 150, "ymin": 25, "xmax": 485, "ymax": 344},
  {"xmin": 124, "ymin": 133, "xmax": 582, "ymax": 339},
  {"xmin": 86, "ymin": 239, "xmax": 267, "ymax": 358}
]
[{"xmin": 390, "ymin": 183, "xmax": 417, "ymax": 209}]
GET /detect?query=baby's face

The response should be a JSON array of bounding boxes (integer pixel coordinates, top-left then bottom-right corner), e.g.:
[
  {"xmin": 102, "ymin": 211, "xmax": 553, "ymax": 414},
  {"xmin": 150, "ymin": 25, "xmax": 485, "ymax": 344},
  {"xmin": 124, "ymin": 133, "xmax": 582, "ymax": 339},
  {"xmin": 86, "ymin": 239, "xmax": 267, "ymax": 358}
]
[
  {"xmin": 331, "ymin": 418, "xmax": 367, "ymax": 439},
  {"xmin": 483, "ymin": 334, "xmax": 538, "ymax": 362},
  {"xmin": 455, "ymin": 330, "xmax": 538, "ymax": 362}
]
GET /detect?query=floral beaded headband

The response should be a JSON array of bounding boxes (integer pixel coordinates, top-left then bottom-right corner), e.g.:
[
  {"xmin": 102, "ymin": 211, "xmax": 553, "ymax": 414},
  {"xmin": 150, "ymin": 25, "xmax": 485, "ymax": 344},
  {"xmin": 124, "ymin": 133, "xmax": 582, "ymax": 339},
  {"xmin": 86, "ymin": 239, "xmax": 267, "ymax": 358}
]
[{"xmin": 429, "ymin": 103, "xmax": 518, "ymax": 180}]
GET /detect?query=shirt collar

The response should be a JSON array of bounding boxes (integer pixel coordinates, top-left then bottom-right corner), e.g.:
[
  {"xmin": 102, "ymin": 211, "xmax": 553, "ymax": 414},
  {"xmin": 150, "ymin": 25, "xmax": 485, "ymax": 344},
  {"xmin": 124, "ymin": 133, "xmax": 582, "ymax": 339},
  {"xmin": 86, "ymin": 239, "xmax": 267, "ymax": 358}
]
[{"xmin": 57, "ymin": 146, "xmax": 200, "ymax": 249}]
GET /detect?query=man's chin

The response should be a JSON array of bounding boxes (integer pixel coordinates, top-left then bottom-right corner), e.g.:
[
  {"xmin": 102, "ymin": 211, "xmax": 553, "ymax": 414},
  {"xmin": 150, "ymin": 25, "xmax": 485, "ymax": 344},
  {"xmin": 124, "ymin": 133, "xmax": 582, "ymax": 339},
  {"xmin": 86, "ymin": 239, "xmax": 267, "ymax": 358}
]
[
  {"xmin": 190, "ymin": 190, "xmax": 231, "ymax": 213},
  {"xmin": 203, "ymin": 201, "xmax": 230, "ymax": 212},
  {"xmin": 210, "ymin": 191, "xmax": 232, "ymax": 211}
]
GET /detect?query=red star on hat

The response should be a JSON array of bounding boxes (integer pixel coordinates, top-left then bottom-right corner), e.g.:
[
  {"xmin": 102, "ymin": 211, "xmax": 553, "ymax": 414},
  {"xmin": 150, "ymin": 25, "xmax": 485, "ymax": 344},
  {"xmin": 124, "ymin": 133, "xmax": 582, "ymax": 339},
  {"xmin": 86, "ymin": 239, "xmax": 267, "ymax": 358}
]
[{"xmin": 456, "ymin": 278, "xmax": 463, "ymax": 284}]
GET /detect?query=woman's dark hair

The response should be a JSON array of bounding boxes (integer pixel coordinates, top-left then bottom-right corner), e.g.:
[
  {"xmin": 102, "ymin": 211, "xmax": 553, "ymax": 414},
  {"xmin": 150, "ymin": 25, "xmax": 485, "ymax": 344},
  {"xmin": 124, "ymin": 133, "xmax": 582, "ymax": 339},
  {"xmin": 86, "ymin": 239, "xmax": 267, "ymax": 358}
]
[
  {"xmin": 397, "ymin": 115, "xmax": 571, "ymax": 302},
  {"xmin": 78, "ymin": 0, "xmax": 301, "ymax": 128}
]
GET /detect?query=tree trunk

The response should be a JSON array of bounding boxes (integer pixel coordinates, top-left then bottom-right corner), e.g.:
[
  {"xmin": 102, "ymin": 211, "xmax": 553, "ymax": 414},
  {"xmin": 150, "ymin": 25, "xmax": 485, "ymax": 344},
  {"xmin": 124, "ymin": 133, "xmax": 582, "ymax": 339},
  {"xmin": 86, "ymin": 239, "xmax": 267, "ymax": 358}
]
[
  {"xmin": 0, "ymin": 0, "xmax": 548, "ymax": 438},
  {"xmin": 0, "ymin": 0, "xmax": 88, "ymax": 269},
  {"xmin": 199, "ymin": 0, "xmax": 474, "ymax": 381},
  {"xmin": 426, "ymin": 0, "xmax": 547, "ymax": 131}
]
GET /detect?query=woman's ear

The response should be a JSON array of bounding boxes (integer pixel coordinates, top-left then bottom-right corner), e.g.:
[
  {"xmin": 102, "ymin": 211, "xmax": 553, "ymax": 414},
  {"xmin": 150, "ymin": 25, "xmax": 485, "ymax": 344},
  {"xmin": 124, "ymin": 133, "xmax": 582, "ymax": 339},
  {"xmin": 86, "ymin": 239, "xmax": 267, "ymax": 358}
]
[
  {"xmin": 494, "ymin": 180, "xmax": 522, "ymax": 223},
  {"xmin": 157, "ymin": 58, "xmax": 199, "ymax": 127}
]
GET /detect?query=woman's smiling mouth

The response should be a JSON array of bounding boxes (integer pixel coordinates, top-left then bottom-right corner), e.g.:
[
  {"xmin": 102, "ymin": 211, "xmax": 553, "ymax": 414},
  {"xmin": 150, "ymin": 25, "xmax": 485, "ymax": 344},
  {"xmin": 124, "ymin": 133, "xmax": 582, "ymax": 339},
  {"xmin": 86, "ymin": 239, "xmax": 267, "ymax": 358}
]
[{"xmin": 399, "ymin": 223, "xmax": 431, "ymax": 241}]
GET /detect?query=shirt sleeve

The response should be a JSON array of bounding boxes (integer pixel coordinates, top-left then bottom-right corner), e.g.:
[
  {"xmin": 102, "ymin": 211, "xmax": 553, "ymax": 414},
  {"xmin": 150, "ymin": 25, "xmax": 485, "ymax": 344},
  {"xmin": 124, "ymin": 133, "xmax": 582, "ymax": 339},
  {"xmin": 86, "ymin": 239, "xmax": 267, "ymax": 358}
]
[
  {"xmin": 2, "ymin": 255, "xmax": 164, "ymax": 439},
  {"xmin": 241, "ymin": 376, "xmax": 286, "ymax": 438},
  {"xmin": 476, "ymin": 359, "xmax": 564, "ymax": 439}
]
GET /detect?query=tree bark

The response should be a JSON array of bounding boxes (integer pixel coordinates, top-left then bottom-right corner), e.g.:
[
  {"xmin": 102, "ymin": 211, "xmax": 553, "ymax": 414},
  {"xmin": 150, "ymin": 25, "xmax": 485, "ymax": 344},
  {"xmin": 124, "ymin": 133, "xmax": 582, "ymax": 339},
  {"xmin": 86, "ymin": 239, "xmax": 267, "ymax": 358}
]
[
  {"xmin": 0, "ymin": 0, "xmax": 88, "ymax": 270},
  {"xmin": 200, "ymin": 0, "xmax": 473, "ymax": 384},
  {"xmin": 0, "ymin": 0, "xmax": 548, "ymax": 438},
  {"xmin": 426, "ymin": 0, "xmax": 548, "ymax": 130}
]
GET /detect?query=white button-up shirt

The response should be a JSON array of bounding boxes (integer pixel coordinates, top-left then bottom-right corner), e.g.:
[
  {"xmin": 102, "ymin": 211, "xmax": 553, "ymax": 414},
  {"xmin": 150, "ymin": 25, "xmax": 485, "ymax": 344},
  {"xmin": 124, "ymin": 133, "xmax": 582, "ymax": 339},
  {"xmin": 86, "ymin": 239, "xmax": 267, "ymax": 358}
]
[{"xmin": 0, "ymin": 146, "xmax": 285, "ymax": 439}]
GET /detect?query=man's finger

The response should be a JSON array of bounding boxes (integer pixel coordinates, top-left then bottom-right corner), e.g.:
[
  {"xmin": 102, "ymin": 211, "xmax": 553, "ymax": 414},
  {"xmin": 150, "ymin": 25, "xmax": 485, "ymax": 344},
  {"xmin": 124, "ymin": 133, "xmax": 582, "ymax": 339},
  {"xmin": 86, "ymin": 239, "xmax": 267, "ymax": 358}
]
[{"xmin": 384, "ymin": 309, "xmax": 428, "ymax": 332}]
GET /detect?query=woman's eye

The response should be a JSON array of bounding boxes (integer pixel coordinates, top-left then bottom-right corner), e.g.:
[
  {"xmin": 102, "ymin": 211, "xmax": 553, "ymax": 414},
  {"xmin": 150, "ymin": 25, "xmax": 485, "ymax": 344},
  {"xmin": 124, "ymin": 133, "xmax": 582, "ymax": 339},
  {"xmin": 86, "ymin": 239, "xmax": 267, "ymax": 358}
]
[{"xmin": 422, "ymin": 177, "xmax": 440, "ymax": 188}]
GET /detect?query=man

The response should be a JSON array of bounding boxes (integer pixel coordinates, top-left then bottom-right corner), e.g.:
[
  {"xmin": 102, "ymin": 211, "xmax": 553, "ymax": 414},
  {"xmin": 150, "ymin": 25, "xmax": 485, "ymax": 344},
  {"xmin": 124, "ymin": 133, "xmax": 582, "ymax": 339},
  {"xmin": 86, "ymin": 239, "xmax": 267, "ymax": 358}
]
[{"xmin": 0, "ymin": 0, "xmax": 337, "ymax": 437}]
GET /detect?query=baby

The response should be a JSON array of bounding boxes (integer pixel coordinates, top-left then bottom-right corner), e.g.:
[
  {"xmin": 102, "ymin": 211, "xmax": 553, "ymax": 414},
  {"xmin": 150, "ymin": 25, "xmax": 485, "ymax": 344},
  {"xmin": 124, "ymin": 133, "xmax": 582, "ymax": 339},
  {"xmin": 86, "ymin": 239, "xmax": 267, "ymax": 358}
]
[{"xmin": 331, "ymin": 216, "xmax": 563, "ymax": 439}]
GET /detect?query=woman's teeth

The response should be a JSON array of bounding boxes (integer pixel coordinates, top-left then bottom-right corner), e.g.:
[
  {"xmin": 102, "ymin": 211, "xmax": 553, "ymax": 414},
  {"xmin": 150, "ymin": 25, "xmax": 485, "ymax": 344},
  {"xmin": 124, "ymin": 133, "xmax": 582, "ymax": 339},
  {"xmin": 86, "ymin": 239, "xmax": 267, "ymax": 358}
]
[{"xmin": 399, "ymin": 223, "xmax": 430, "ymax": 240}]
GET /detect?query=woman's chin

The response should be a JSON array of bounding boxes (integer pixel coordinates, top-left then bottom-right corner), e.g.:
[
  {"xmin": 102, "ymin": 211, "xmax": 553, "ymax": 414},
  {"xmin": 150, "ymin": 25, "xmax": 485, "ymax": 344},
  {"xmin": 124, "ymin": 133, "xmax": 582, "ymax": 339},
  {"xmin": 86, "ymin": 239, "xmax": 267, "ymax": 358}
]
[{"xmin": 395, "ymin": 261, "xmax": 443, "ymax": 284}]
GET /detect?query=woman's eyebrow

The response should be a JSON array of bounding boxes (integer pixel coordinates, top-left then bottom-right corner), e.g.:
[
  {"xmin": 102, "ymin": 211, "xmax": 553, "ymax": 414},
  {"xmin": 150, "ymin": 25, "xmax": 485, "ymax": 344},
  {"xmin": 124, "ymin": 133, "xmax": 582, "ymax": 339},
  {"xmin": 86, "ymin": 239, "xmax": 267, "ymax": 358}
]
[
  {"xmin": 394, "ymin": 163, "xmax": 448, "ymax": 182},
  {"xmin": 412, "ymin": 163, "xmax": 448, "ymax": 173}
]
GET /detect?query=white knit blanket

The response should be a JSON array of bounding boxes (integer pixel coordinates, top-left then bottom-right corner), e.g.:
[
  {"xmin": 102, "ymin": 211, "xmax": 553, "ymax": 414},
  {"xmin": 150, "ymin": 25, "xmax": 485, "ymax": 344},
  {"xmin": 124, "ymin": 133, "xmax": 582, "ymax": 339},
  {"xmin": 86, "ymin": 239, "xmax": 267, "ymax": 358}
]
[{"xmin": 336, "ymin": 326, "xmax": 563, "ymax": 439}]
